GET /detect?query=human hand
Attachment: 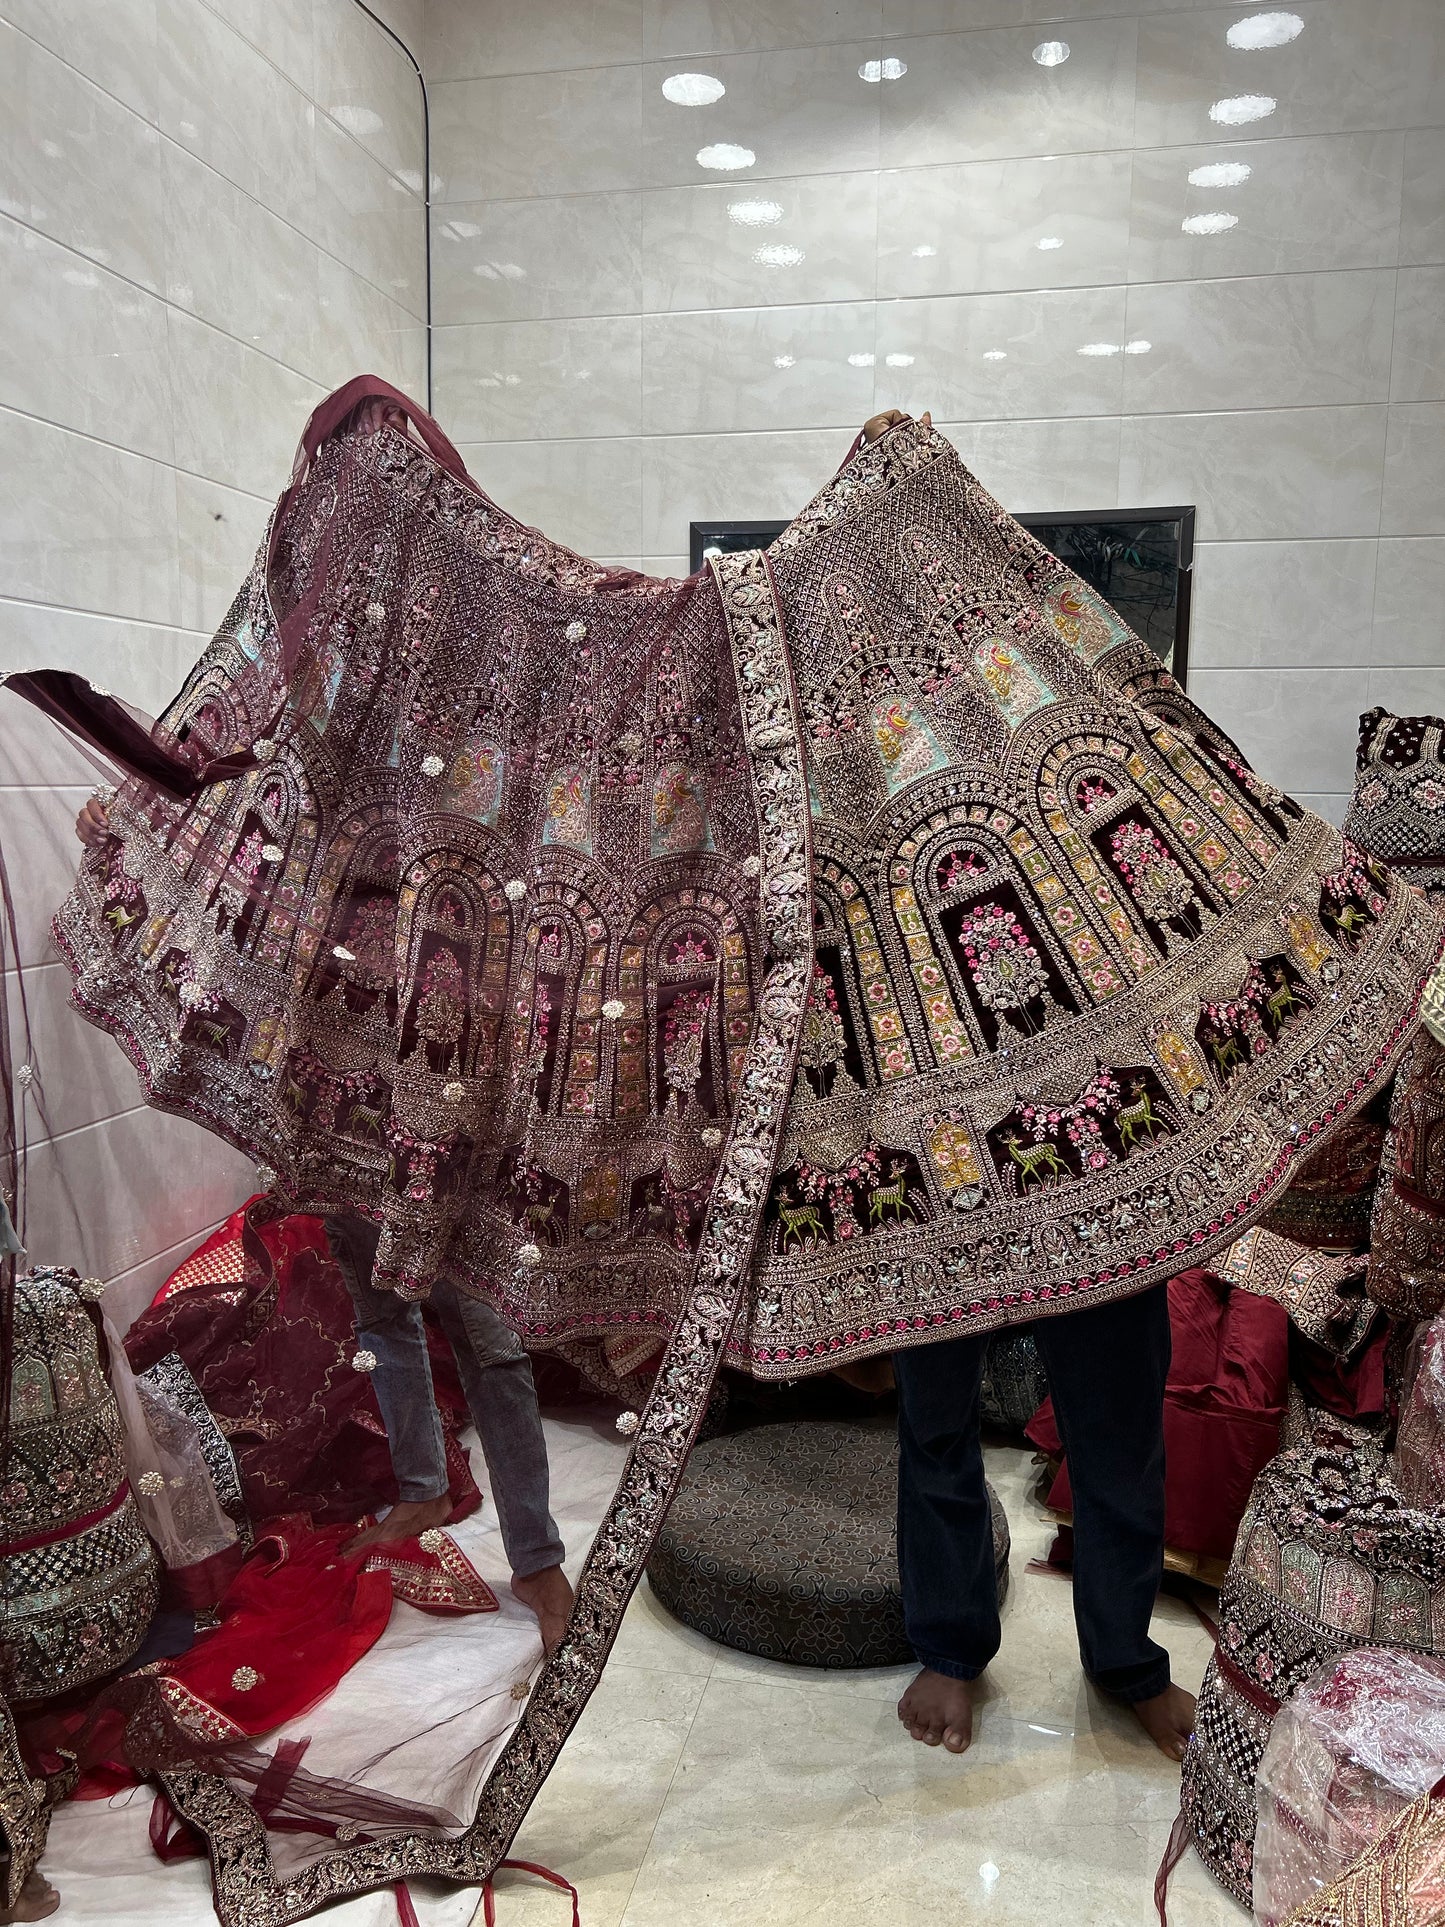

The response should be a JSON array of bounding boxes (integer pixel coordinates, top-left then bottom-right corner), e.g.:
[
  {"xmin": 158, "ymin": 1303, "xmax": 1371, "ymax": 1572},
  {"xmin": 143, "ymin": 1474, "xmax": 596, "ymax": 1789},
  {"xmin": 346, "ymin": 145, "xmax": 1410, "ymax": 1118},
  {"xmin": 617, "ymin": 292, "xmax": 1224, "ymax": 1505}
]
[
  {"xmin": 355, "ymin": 397, "xmax": 409, "ymax": 437},
  {"xmin": 75, "ymin": 798, "xmax": 110, "ymax": 848},
  {"xmin": 862, "ymin": 409, "xmax": 932, "ymax": 442}
]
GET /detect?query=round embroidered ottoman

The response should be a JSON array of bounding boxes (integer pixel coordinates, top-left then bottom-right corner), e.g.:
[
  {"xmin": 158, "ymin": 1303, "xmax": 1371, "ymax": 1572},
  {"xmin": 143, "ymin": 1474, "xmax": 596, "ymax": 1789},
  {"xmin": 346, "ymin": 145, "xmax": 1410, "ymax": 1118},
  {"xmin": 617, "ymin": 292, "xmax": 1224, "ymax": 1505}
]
[
  {"xmin": 1181, "ymin": 1432, "xmax": 1445, "ymax": 1907},
  {"xmin": 647, "ymin": 1419, "xmax": 1009, "ymax": 1668}
]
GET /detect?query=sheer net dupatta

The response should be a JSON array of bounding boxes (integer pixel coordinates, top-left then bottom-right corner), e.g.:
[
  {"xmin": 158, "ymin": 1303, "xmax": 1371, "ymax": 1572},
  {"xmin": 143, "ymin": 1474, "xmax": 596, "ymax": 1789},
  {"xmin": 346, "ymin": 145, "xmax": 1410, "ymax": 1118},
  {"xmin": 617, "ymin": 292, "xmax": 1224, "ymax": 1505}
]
[{"xmin": 5, "ymin": 377, "xmax": 815, "ymax": 1924}]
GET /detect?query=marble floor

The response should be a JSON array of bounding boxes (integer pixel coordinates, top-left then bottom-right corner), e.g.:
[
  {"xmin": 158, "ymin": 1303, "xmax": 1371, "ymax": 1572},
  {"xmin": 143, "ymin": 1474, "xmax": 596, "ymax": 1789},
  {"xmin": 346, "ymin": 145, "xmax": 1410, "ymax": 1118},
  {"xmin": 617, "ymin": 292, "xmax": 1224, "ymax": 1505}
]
[
  {"xmin": 37, "ymin": 1419, "xmax": 1245, "ymax": 1927},
  {"xmin": 490, "ymin": 1436, "xmax": 1243, "ymax": 1927}
]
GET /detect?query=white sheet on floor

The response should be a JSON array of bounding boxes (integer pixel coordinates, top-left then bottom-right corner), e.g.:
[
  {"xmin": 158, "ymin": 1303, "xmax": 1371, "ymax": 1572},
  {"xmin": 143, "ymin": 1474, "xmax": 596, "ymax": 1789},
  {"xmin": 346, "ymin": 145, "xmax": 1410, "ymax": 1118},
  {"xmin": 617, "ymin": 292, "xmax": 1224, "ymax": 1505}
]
[{"xmin": 40, "ymin": 1410, "xmax": 629, "ymax": 1923}]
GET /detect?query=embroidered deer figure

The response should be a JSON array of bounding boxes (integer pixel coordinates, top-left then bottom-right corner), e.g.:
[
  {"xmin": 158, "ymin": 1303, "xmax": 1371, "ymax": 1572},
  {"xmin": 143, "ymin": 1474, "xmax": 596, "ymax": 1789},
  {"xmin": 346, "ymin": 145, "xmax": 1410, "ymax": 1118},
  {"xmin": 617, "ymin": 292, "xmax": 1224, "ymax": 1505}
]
[
  {"xmin": 1209, "ymin": 1033, "xmax": 1244, "ymax": 1077},
  {"xmin": 1265, "ymin": 970, "xmax": 1301, "ymax": 1029},
  {"xmin": 1116, "ymin": 1081, "xmax": 1166, "ymax": 1151},
  {"xmin": 776, "ymin": 1189, "xmax": 827, "ymax": 1250},
  {"xmin": 1005, "ymin": 1132, "xmax": 1069, "ymax": 1187},
  {"xmin": 281, "ymin": 1073, "xmax": 309, "ymax": 1116},
  {"xmin": 868, "ymin": 1159, "xmax": 917, "ymax": 1226},
  {"xmin": 346, "ymin": 1099, "xmax": 386, "ymax": 1141},
  {"xmin": 194, "ymin": 1016, "xmax": 234, "ymax": 1051},
  {"xmin": 103, "ymin": 902, "xmax": 140, "ymax": 934},
  {"xmin": 522, "ymin": 1198, "xmax": 557, "ymax": 1240}
]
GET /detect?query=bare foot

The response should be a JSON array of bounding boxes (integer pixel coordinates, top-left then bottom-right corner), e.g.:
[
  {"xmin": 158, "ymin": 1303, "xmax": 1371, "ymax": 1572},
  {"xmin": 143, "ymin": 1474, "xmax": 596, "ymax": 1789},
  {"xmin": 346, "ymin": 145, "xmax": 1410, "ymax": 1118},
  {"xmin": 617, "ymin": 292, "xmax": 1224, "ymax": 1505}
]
[
  {"xmin": 344, "ymin": 1494, "xmax": 452, "ymax": 1555},
  {"xmin": 1130, "ymin": 1682, "xmax": 1196, "ymax": 1762},
  {"xmin": 511, "ymin": 1565, "xmax": 575, "ymax": 1656},
  {"xmin": 897, "ymin": 1668, "xmax": 975, "ymax": 1753},
  {"xmin": 0, "ymin": 1868, "xmax": 60, "ymax": 1923}
]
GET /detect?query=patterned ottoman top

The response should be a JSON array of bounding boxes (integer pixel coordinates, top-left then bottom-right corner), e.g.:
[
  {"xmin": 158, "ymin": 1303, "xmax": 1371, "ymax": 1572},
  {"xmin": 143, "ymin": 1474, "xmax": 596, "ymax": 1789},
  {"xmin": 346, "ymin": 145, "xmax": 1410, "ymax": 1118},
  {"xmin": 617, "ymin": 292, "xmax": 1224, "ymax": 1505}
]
[{"xmin": 664, "ymin": 1419, "xmax": 902, "ymax": 1589}]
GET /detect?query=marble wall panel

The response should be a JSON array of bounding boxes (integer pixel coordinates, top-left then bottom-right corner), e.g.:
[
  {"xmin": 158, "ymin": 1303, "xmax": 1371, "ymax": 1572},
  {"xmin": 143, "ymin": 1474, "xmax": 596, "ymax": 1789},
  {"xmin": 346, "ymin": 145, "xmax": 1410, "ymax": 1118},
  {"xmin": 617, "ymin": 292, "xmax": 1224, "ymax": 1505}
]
[
  {"xmin": 1135, "ymin": 0, "xmax": 1444, "ymax": 150},
  {"xmin": 429, "ymin": 0, "xmax": 643, "ymax": 76},
  {"xmin": 643, "ymin": 172, "xmax": 878, "ymax": 311},
  {"xmin": 643, "ymin": 302, "xmax": 878, "ymax": 433},
  {"xmin": 436, "ymin": 315, "xmax": 644, "ymax": 440},
  {"xmin": 1128, "ymin": 132, "xmax": 1404, "ymax": 280},
  {"xmin": 1372, "ymin": 538, "xmax": 1445, "ymax": 667},
  {"xmin": 1118, "ymin": 406, "xmax": 1387, "ymax": 541},
  {"xmin": 0, "ymin": 0, "xmax": 427, "ymax": 1285},
  {"xmin": 1122, "ymin": 268, "xmax": 1396, "ymax": 414},
  {"xmin": 1188, "ymin": 538, "xmax": 1377, "ymax": 669},
  {"xmin": 879, "ymin": 17, "xmax": 1138, "ymax": 169},
  {"xmin": 433, "ymin": 68, "xmax": 645, "ymax": 200},
  {"xmin": 0, "ymin": 217, "xmax": 174, "ymax": 465},
  {"xmin": 642, "ymin": 42, "xmax": 882, "ymax": 188},
  {"xmin": 459, "ymin": 437, "xmax": 645, "ymax": 557},
  {"xmin": 437, "ymin": 192, "xmax": 644, "ymax": 324},
  {"xmin": 1401, "ymin": 128, "xmax": 1445, "ymax": 265},
  {"xmin": 0, "ymin": 22, "xmax": 166, "ymax": 291},
  {"xmin": 878, "ymin": 152, "xmax": 1132, "ymax": 297},
  {"xmin": 1382, "ymin": 403, "xmax": 1445, "ymax": 537}
]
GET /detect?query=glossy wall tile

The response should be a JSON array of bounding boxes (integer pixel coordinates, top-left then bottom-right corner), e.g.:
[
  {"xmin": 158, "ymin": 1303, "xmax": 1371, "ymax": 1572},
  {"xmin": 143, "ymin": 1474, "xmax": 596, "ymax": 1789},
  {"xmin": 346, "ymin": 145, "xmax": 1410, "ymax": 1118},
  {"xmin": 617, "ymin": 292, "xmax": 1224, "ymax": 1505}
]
[{"xmin": 0, "ymin": 0, "xmax": 427, "ymax": 1299}]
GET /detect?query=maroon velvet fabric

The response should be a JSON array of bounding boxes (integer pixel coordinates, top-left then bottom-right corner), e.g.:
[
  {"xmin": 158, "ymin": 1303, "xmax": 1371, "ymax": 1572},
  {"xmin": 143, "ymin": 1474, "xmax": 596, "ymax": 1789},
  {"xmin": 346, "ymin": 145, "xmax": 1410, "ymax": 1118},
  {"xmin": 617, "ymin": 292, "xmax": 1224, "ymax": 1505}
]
[
  {"xmin": 1026, "ymin": 1268, "xmax": 1290, "ymax": 1564},
  {"xmin": 124, "ymin": 1203, "xmax": 481, "ymax": 1530}
]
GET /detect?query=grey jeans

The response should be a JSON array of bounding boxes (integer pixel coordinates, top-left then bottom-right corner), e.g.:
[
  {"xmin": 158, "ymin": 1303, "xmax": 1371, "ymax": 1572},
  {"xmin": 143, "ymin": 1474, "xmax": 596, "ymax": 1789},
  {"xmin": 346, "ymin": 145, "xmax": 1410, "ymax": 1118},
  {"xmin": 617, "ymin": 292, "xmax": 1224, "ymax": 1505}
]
[{"xmin": 325, "ymin": 1214, "xmax": 565, "ymax": 1579}]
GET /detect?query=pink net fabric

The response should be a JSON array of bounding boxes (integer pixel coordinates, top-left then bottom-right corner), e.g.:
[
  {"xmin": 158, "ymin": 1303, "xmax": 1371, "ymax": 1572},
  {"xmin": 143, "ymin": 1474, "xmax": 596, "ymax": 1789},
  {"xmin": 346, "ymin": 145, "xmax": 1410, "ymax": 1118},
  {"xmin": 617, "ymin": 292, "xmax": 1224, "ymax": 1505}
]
[
  {"xmin": 1394, "ymin": 1312, "xmax": 1445, "ymax": 1510},
  {"xmin": 1254, "ymin": 1648, "xmax": 1445, "ymax": 1926}
]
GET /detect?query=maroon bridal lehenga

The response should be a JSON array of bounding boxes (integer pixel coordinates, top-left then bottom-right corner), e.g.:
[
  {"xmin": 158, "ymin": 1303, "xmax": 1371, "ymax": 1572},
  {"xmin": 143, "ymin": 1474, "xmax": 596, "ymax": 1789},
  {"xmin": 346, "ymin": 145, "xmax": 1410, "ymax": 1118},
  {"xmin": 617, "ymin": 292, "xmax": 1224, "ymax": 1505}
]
[{"xmin": 6, "ymin": 376, "xmax": 1441, "ymax": 1923}]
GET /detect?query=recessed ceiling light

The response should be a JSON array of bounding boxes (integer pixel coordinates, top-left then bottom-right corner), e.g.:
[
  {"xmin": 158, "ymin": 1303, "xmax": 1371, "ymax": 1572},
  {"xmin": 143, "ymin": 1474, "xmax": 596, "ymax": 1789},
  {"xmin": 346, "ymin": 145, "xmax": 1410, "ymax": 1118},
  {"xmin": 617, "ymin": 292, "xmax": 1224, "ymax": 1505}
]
[
  {"xmin": 729, "ymin": 198, "xmax": 784, "ymax": 226},
  {"xmin": 848, "ymin": 351, "xmax": 876, "ymax": 367},
  {"xmin": 1182, "ymin": 210, "xmax": 1239, "ymax": 234},
  {"xmin": 1209, "ymin": 93, "xmax": 1277, "ymax": 124},
  {"xmin": 1189, "ymin": 160, "xmax": 1253, "ymax": 187},
  {"xmin": 754, "ymin": 242, "xmax": 805, "ymax": 266},
  {"xmin": 911, "ymin": 243, "xmax": 938, "ymax": 258},
  {"xmin": 697, "ymin": 143, "xmax": 755, "ymax": 170},
  {"xmin": 1032, "ymin": 40, "xmax": 1070, "ymax": 65},
  {"xmin": 859, "ymin": 56, "xmax": 907, "ymax": 81},
  {"xmin": 1077, "ymin": 341, "xmax": 1121, "ymax": 356},
  {"xmin": 773, "ymin": 354, "xmax": 796, "ymax": 368},
  {"xmin": 663, "ymin": 72, "xmax": 725, "ymax": 105},
  {"xmin": 1226, "ymin": 10, "xmax": 1304, "ymax": 48},
  {"xmin": 885, "ymin": 352, "xmax": 914, "ymax": 367},
  {"xmin": 1036, "ymin": 235, "xmax": 1064, "ymax": 250}
]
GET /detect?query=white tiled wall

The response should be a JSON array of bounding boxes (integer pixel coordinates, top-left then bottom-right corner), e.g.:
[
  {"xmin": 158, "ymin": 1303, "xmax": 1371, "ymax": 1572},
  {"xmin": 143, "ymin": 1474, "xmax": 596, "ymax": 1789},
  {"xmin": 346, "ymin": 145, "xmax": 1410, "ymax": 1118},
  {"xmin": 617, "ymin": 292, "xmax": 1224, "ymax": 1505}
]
[
  {"xmin": 0, "ymin": 0, "xmax": 426, "ymax": 1325},
  {"xmin": 426, "ymin": 0, "xmax": 1445, "ymax": 825}
]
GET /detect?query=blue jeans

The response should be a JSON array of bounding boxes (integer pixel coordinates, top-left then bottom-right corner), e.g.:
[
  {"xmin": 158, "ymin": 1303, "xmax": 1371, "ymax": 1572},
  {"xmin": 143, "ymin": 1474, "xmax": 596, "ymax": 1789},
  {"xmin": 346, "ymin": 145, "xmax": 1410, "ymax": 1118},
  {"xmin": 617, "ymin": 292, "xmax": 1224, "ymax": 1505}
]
[
  {"xmin": 326, "ymin": 1215, "xmax": 565, "ymax": 1579},
  {"xmin": 894, "ymin": 1282, "xmax": 1172, "ymax": 1704}
]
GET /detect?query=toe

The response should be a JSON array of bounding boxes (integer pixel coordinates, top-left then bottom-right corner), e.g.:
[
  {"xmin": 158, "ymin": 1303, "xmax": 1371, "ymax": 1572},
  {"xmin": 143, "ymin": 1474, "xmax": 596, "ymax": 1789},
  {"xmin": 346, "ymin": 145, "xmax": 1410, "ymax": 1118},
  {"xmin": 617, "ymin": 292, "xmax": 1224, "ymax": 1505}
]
[{"xmin": 943, "ymin": 1726, "xmax": 969, "ymax": 1753}]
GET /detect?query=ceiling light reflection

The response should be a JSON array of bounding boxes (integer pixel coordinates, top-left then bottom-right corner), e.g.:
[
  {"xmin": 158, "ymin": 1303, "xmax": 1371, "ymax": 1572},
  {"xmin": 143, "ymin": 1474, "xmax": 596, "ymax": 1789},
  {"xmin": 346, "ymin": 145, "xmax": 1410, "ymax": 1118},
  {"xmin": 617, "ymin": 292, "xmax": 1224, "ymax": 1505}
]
[
  {"xmin": 662, "ymin": 72, "xmax": 725, "ymax": 105},
  {"xmin": 983, "ymin": 349, "xmax": 1008, "ymax": 360},
  {"xmin": 729, "ymin": 198, "xmax": 784, "ymax": 226},
  {"xmin": 1032, "ymin": 40, "xmax": 1070, "ymax": 65},
  {"xmin": 1226, "ymin": 10, "xmax": 1304, "ymax": 48},
  {"xmin": 911, "ymin": 243, "xmax": 938, "ymax": 258},
  {"xmin": 848, "ymin": 351, "xmax": 876, "ymax": 367},
  {"xmin": 1189, "ymin": 160, "xmax": 1253, "ymax": 186},
  {"xmin": 1124, "ymin": 339, "xmax": 1151, "ymax": 354},
  {"xmin": 1209, "ymin": 93, "xmax": 1276, "ymax": 124},
  {"xmin": 1036, "ymin": 236, "xmax": 1064, "ymax": 250},
  {"xmin": 773, "ymin": 354, "xmax": 796, "ymax": 368},
  {"xmin": 1182, "ymin": 210, "xmax": 1239, "ymax": 234},
  {"xmin": 697, "ymin": 143, "xmax": 755, "ymax": 170},
  {"xmin": 753, "ymin": 242, "xmax": 805, "ymax": 266},
  {"xmin": 859, "ymin": 57, "xmax": 907, "ymax": 81},
  {"xmin": 1077, "ymin": 341, "xmax": 1121, "ymax": 356},
  {"xmin": 885, "ymin": 352, "xmax": 914, "ymax": 367}
]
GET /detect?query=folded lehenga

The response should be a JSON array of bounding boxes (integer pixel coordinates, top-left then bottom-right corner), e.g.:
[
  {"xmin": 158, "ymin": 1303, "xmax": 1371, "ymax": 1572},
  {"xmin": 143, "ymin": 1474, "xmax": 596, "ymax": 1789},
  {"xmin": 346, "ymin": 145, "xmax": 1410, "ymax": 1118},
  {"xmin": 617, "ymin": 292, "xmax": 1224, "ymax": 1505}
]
[{"xmin": 8, "ymin": 376, "xmax": 1440, "ymax": 1921}]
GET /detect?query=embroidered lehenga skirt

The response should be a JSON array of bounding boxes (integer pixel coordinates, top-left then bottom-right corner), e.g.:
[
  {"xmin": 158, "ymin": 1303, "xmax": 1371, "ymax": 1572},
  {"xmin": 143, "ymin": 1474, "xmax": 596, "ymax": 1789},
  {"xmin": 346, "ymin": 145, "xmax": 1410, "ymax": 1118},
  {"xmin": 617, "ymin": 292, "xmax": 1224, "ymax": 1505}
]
[{"xmin": 10, "ymin": 377, "xmax": 1441, "ymax": 1922}]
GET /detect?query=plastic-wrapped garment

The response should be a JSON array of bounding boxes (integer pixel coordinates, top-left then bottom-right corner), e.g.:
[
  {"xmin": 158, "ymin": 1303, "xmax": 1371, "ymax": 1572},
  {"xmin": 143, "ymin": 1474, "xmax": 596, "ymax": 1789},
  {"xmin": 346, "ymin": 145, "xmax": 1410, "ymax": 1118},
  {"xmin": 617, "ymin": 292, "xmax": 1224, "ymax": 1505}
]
[
  {"xmin": 1255, "ymin": 1648, "xmax": 1445, "ymax": 1926},
  {"xmin": 1394, "ymin": 1313, "xmax": 1445, "ymax": 1511},
  {"xmin": 1182, "ymin": 1434, "xmax": 1445, "ymax": 1908},
  {"xmin": 100, "ymin": 1304, "xmax": 240, "ymax": 1608},
  {"xmin": 1367, "ymin": 1029, "xmax": 1445, "ymax": 1324},
  {"xmin": 1275, "ymin": 1773, "xmax": 1445, "ymax": 1927}
]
